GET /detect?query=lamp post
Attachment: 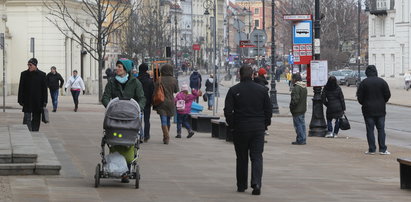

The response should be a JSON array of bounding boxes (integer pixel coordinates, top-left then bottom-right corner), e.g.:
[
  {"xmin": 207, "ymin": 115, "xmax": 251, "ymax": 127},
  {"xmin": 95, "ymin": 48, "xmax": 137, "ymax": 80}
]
[
  {"xmin": 308, "ymin": 0, "xmax": 327, "ymax": 137},
  {"xmin": 357, "ymin": 0, "xmax": 361, "ymax": 86},
  {"xmin": 174, "ymin": 0, "xmax": 178, "ymax": 80},
  {"xmin": 270, "ymin": 0, "xmax": 279, "ymax": 114},
  {"xmin": 204, "ymin": 0, "xmax": 217, "ymax": 116}
]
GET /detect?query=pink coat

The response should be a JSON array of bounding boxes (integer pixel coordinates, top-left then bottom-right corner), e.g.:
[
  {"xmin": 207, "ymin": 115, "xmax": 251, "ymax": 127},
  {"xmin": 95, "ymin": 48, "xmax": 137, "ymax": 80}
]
[{"xmin": 174, "ymin": 90, "xmax": 199, "ymax": 114}]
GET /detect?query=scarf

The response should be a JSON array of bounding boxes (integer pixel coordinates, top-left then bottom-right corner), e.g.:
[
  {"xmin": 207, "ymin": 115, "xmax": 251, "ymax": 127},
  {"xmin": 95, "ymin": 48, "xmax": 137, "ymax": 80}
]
[{"xmin": 115, "ymin": 74, "xmax": 129, "ymax": 84}]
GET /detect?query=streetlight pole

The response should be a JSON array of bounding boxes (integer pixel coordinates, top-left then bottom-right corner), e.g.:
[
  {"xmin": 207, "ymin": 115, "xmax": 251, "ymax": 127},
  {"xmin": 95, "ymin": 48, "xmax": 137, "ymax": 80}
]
[
  {"xmin": 174, "ymin": 0, "xmax": 178, "ymax": 80},
  {"xmin": 308, "ymin": 0, "xmax": 327, "ymax": 137},
  {"xmin": 357, "ymin": 0, "xmax": 361, "ymax": 86},
  {"xmin": 270, "ymin": 0, "xmax": 279, "ymax": 114},
  {"xmin": 212, "ymin": 0, "xmax": 217, "ymax": 116}
]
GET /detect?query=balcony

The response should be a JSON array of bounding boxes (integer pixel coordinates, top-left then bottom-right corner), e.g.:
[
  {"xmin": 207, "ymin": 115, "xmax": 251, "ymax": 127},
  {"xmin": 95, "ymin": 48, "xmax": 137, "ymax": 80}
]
[{"xmin": 368, "ymin": 0, "xmax": 394, "ymax": 16}]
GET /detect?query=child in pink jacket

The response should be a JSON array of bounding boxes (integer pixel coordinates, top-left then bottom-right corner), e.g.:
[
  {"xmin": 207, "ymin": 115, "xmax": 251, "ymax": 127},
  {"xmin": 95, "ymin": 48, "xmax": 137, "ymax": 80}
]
[{"xmin": 174, "ymin": 84, "xmax": 200, "ymax": 138}]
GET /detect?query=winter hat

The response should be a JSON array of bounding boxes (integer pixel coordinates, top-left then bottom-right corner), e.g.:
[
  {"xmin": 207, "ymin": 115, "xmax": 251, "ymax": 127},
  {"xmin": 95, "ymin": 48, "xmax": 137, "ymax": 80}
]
[
  {"xmin": 181, "ymin": 84, "xmax": 189, "ymax": 91},
  {"xmin": 116, "ymin": 58, "xmax": 134, "ymax": 73},
  {"xmin": 28, "ymin": 58, "xmax": 38, "ymax": 66},
  {"xmin": 258, "ymin": 68, "xmax": 267, "ymax": 75},
  {"xmin": 139, "ymin": 63, "xmax": 149, "ymax": 73}
]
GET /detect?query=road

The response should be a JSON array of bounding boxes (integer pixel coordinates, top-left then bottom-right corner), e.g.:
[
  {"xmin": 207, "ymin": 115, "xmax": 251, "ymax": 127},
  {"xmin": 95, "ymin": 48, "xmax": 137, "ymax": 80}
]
[{"xmin": 180, "ymin": 73, "xmax": 411, "ymax": 150}]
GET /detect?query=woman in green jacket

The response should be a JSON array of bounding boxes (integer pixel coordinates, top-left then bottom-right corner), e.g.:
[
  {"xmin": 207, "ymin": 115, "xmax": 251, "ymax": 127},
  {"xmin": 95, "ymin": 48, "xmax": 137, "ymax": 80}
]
[{"xmin": 101, "ymin": 59, "xmax": 146, "ymax": 183}]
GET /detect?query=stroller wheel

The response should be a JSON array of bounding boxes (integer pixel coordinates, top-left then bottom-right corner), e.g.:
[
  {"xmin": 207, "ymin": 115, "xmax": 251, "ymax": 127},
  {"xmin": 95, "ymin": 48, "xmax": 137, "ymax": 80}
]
[
  {"xmin": 94, "ymin": 164, "xmax": 101, "ymax": 188},
  {"xmin": 134, "ymin": 164, "xmax": 140, "ymax": 189}
]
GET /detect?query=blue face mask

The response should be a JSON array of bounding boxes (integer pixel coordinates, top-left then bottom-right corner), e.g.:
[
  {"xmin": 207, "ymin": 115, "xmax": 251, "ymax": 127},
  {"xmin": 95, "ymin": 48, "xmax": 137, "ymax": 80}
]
[
  {"xmin": 115, "ymin": 74, "xmax": 129, "ymax": 84},
  {"xmin": 133, "ymin": 73, "xmax": 138, "ymax": 78}
]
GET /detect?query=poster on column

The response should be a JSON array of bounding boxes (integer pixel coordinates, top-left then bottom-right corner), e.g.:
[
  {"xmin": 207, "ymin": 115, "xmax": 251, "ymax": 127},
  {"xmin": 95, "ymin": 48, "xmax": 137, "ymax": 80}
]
[{"xmin": 310, "ymin": 60, "xmax": 328, "ymax": 87}]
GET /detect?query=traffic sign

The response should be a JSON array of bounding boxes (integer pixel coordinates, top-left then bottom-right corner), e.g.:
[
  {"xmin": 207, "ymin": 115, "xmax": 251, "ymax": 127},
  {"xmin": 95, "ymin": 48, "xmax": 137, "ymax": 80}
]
[
  {"xmin": 239, "ymin": 40, "xmax": 256, "ymax": 48},
  {"xmin": 250, "ymin": 29, "xmax": 267, "ymax": 48},
  {"xmin": 192, "ymin": 44, "xmax": 201, "ymax": 51},
  {"xmin": 283, "ymin": 14, "xmax": 312, "ymax": 21},
  {"xmin": 293, "ymin": 21, "xmax": 312, "ymax": 44}
]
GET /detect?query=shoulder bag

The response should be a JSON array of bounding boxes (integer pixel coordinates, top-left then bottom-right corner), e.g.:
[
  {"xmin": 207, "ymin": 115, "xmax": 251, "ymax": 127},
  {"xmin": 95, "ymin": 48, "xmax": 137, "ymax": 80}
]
[{"xmin": 152, "ymin": 69, "xmax": 165, "ymax": 106}]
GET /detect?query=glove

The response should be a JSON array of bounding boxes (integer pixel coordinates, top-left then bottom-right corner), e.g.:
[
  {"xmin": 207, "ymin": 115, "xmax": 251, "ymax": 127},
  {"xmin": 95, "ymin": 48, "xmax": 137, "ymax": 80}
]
[
  {"xmin": 64, "ymin": 88, "xmax": 67, "ymax": 92},
  {"xmin": 83, "ymin": 90, "xmax": 85, "ymax": 95}
]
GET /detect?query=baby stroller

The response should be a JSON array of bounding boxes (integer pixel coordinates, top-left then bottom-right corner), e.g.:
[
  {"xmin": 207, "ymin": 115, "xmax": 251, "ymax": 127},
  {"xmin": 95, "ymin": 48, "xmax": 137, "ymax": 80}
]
[{"xmin": 95, "ymin": 97, "xmax": 141, "ymax": 188}]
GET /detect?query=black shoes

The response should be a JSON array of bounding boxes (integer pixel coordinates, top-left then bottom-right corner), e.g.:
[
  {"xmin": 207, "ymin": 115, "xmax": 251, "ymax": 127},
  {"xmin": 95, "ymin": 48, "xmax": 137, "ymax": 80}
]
[
  {"xmin": 251, "ymin": 185, "xmax": 261, "ymax": 195},
  {"xmin": 52, "ymin": 109, "xmax": 56, "ymax": 112},
  {"xmin": 175, "ymin": 134, "xmax": 181, "ymax": 138},
  {"xmin": 237, "ymin": 188, "xmax": 246, "ymax": 192},
  {"xmin": 292, "ymin": 141, "xmax": 306, "ymax": 145},
  {"xmin": 187, "ymin": 131, "xmax": 195, "ymax": 138}
]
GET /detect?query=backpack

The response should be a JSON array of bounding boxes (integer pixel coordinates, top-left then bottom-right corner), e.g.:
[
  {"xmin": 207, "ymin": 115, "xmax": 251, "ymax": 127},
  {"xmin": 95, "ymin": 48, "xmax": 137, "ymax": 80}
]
[
  {"xmin": 176, "ymin": 99, "xmax": 186, "ymax": 111},
  {"xmin": 190, "ymin": 74, "xmax": 201, "ymax": 89}
]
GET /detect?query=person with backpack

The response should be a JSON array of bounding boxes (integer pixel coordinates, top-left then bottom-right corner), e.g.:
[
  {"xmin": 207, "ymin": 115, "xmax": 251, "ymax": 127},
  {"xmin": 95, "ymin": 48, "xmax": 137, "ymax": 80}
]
[
  {"xmin": 137, "ymin": 63, "xmax": 154, "ymax": 143},
  {"xmin": 205, "ymin": 74, "xmax": 217, "ymax": 110},
  {"xmin": 189, "ymin": 69, "xmax": 202, "ymax": 102},
  {"xmin": 174, "ymin": 84, "xmax": 200, "ymax": 138}
]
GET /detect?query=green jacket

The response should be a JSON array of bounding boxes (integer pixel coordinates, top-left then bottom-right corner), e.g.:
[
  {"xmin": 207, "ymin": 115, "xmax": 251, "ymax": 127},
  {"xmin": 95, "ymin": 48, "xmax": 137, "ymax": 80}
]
[
  {"xmin": 102, "ymin": 76, "xmax": 146, "ymax": 109},
  {"xmin": 290, "ymin": 81, "xmax": 307, "ymax": 116}
]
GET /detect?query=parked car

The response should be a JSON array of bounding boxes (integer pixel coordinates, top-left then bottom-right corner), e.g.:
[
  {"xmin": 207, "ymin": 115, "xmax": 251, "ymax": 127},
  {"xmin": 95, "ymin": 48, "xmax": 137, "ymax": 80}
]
[
  {"xmin": 338, "ymin": 69, "xmax": 353, "ymax": 85},
  {"xmin": 329, "ymin": 71, "xmax": 346, "ymax": 85},
  {"xmin": 345, "ymin": 70, "xmax": 366, "ymax": 87}
]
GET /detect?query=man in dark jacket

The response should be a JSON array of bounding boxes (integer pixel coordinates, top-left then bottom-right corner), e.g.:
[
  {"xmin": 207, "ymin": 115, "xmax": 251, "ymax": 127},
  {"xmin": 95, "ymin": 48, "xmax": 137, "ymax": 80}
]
[
  {"xmin": 290, "ymin": 73, "xmax": 307, "ymax": 145},
  {"xmin": 137, "ymin": 63, "xmax": 154, "ymax": 142},
  {"xmin": 46, "ymin": 66, "xmax": 64, "ymax": 112},
  {"xmin": 357, "ymin": 65, "xmax": 391, "ymax": 155},
  {"xmin": 224, "ymin": 65, "xmax": 272, "ymax": 195},
  {"xmin": 190, "ymin": 69, "xmax": 202, "ymax": 102},
  {"xmin": 18, "ymin": 58, "xmax": 48, "ymax": 131}
]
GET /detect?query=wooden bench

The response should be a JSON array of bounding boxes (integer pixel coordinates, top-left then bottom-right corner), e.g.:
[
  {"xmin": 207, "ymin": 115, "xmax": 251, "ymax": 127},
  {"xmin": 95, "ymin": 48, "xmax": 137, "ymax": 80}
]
[
  {"xmin": 210, "ymin": 119, "xmax": 233, "ymax": 143},
  {"xmin": 397, "ymin": 158, "xmax": 411, "ymax": 189},
  {"xmin": 190, "ymin": 114, "xmax": 220, "ymax": 133}
]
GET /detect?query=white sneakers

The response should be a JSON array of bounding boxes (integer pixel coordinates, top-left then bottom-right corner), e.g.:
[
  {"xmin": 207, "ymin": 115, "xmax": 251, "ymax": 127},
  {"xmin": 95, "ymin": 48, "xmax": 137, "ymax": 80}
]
[
  {"xmin": 325, "ymin": 132, "xmax": 338, "ymax": 138},
  {"xmin": 365, "ymin": 151, "xmax": 390, "ymax": 155}
]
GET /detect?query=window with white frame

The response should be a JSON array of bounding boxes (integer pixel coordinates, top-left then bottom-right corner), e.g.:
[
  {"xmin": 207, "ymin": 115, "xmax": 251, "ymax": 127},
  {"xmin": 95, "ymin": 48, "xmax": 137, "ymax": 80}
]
[
  {"xmin": 372, "ymin": 54, "xmax": 377, "ymax": 65},
  {"xmin": 401, "ymin": 44, "xmax": 405, "ymax": 73},
  {"xmin": 402, "ymin": 0, "xmax": 406, "ymax": 22},
  {"xmin": 372, "ymin": 18, "xmax": 376, "ymax": 36},
  {"xmin": 391, "ymin": 54, "xmax": 395, "ymax": 76},
  {"xmin": 377, "ymin": 0, "xmax": 388, "ymax": 10},
  {"xmin": 391, "ymin": 18, "xmax": 395, "ymax": 36},
  {"xmin": 380, "ymin": 18, "xmax": 385, "ymax": 36},
  {"xmin": 255, "ymin": 8, "xmax": 260, "ymax": 14}
]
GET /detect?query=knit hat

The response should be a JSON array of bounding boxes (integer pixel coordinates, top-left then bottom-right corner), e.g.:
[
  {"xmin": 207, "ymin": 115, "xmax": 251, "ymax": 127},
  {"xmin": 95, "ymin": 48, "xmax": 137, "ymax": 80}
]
[
  {"xmin": 181, "ymin": 84, "xmax": 189, "ymax": 91},
  {"xmin": 258, "ymin": 68, "xmax": 267, "ymax": 75},
  {"xmin": 28, "ymin": 58, "xmax": 38, "ymax": 66},
  {"xmin": 116, "ymin": 58, "xmax": 134, "ymax": 73},
  {"xmin": 139, "ymin": 63, "xmax": 149, "ymax": 73}
]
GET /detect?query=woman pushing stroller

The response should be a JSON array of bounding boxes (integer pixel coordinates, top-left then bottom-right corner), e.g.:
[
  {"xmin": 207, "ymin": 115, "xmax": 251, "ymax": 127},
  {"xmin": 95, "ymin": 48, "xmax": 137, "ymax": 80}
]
[{"xmin": 101, "ymin": 58, "xmax": 146, "ymax": 183}]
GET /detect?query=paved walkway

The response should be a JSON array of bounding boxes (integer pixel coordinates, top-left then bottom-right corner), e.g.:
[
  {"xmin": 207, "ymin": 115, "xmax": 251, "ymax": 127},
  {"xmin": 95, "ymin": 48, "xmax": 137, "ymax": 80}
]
[{"xmin": 0, "ymin": 93, "xmax": 410, "ymax": 201}]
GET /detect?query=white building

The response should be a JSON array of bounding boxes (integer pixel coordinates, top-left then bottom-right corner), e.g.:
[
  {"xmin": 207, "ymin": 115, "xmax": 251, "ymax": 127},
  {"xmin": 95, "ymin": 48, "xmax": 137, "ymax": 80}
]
[
  {"xmin": 0, "ymin": 0, "xmax": 98, "ymax": 96},
  {"xmin": 368, "ymin": 0, "xmax": 410, "ymax": 81}
]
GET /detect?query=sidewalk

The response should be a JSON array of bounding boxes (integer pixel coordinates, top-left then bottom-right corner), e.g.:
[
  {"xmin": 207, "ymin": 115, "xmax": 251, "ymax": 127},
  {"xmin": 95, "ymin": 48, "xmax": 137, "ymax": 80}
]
[{"xmin": 0, "ymin": 95, "xmax": 410, "ymax": 201}]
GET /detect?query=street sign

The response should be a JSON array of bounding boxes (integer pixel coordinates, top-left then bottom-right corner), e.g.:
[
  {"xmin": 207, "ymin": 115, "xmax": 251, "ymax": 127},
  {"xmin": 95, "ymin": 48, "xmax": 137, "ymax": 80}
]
[
  {"xmin": 192, "ymin": 44, "xmax": 201, "ymax": 51},
  {"xmin": 293, "ymin": 21, "xmax": 312, "ymax": 44},
  {"xmin": 250, "ymin": 29, "xmax": 267, "ymax": 48},
  {"xmin": 283, "ymin": 14, "xmax": 312, "ymax": 21},
  {"xmin": 292, "ymin": 44, "xmax": 312, "ymax": 65},
  {"xmin": 288, "ymin": 54, "xmax": 294, "ymax": 65},
  {"xmin": 310, "ymin": 60, "xmax": 328, "ymax": 87},
  {"xmin": 239, "ymin": 40, "xmax": 256, "ymax": 48},
  {"xmin": 235, "ymin": 32, "xmax": 247, "ymax": 45}
]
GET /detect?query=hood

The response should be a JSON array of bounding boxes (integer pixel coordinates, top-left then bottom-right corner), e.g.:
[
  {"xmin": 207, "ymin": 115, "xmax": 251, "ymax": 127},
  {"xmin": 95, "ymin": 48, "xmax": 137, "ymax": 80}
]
[
  {"xmin": 160, "ymin": 64, "xmax": 174, "ymax": 76},
  {"xmin": 365, "ymin": 65, "xmax": 378, "ymax": 77},
  {"xmin": 295, "ymin": 81, "xmax": 307, "ymax": 88},
  {"xmin": 117, "ymin": 59, "xmax": 134, "ymax": 73}
]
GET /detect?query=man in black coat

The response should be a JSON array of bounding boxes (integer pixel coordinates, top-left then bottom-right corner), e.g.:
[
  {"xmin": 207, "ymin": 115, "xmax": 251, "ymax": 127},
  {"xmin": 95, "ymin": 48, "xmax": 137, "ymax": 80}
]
[
  {"xmin": 137, "ymin": 63, "xmax": 154, "ymax": 142},
  {"xmin": 357, "ymin": 65, "xmax": 391, "ymax": 155},
  {"xmin": 18, "ymin": 58, "xmax": 48, "ymax": 131},
  {"xmin": 224, "ymin": 65, "xmax": 272, "ymax": 195},
  {"xmin": 46, "ymin": 66, "xmax": 64, "ymax": 112}
]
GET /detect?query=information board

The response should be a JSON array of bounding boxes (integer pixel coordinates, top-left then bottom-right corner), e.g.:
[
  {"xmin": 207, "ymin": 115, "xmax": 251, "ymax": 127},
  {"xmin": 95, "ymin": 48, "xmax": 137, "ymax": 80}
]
[{"xmin": 310, "ymin": 60, "xmax": 328, "ymax": 87}]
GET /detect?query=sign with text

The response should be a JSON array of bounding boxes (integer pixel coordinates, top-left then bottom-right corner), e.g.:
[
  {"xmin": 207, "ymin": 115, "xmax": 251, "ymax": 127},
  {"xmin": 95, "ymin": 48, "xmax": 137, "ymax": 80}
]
[
  {"xmin": 283, "ymin": 14, "xmax": 312, "ymax": 21},
  {"xmin": 292, "ymin": 44, "xmax": 312, "ymax": 64},
  {"xmin": 239, "ymin": 40, "xmax": 256, "ymax": 48},
  {"xmin": 192, "ymin": 44, "xmax": 201, "ymax": 51},
  {"xmin": 310, "ymin": 60, "xmax": 328, "ymax": 87},
  {"xmin": 293, "ymin": 21, "xmax": 312, "ymax": 44}
]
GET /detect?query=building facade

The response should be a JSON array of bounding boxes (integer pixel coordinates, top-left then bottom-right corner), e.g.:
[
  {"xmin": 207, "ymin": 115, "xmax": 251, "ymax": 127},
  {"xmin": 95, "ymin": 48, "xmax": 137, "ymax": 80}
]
[{"xmin": 368, "ymin": 0, "xmax": 410, "ymax": 78}]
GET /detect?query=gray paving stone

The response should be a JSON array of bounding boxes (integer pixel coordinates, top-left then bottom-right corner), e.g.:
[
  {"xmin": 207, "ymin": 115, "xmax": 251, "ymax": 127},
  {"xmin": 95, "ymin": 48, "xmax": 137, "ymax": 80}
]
[
  {"xmin": 0, "ymin": 127, "xmax": 11, "ymax": 163},
  {"xmin": 0, "ymin": 163, "xmax": 35, "ymax": 175},
  {"xmin": 9, "ymin": 125, "xmax": 37, "ymax": 163},
  {"xmin": 32, "ymin": 133, "xmax": 61, "ymax": 175}
]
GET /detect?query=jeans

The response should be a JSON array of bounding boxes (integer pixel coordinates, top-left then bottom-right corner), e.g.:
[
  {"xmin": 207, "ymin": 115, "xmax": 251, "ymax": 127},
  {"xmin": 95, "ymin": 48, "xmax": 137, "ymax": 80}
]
[
  {"xmin": 71, "ymin": 90, "xmax": 80, "ymax": 106},
  {"xmin": 233, "ymin": 131, "xmax": 264, "ymax": 190},
  {"xmin": 207, "ymin": 93, "xmax": 214, "ymax": 108},
  {"xmin": 49, "ymin": 89, "xmax": 59, "ymax": 110},
  {"xmin": 142, "ymin": 107, "xmax": 151, "ymax": 140},
  {"xmin": 364, "ymin": 116, "xmax": 387, "ymax": 153},
  {"xmin": 293, "ymin": 114, "xmax": 306, "ymax": 143},
  {"xmin": 327, "ymin": 118, "xmax": 340, "ymax": 134},
  {"xmin": 177, "ymin": 114, "xmax": 191, "ymax": 133},
  {"xmin": 160, "ymin": 115, "xmax": 171, "ymax": 127}
]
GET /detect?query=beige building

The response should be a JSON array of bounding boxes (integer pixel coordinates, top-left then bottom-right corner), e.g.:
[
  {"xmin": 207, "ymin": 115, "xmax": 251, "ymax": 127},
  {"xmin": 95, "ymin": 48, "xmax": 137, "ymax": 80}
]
[{"xmin": 0, "ymin": 0, "xmax": 98, "ymax": 96}]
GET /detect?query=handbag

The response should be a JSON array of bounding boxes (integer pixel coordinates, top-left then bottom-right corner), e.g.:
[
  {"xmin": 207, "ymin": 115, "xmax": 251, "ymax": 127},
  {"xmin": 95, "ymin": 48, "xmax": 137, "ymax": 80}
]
[
  {"xmin": 203, "ymin": 93, "xmax": 208, "ymax": 102},
  {"xmin": 152, "ymin": 70, "xmax": 165, "ymax": 106},
  {"xmin": 42, "ymin": 107, "xmax": 49, "ymax": 124},
  {"xmin": 339, "ymin": 113, "xmax": 350, "ymax": 130}
]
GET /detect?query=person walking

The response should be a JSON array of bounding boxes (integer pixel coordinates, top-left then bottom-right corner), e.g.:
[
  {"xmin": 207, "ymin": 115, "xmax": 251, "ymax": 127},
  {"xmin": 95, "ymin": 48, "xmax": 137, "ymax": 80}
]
[
  {"xmin": 404, "ymin": 71, "xmax": 411, "ymax": 91},
  {"xmin": 101, "ymin": 59, "xmax": 146, "ymax": 183},
  {"xmin": 137, "ymin": 63, "xmax": 154, "ymax": 143},
  {"xmin": 18, "ymin": 58, "xmax": 48, "ymax": 131},
  {"xmin": 189, "ymin": 69, "xmax": 202, "ymax": 103},
  {"xmin": 154, "ymin": 64, "xmax": 179, "ymax": 145},
  {"xmin": 105, "ymin": 68, "xmax": 114, "ymax": 81},
  {"xmin": 321, "ymin": 76, "xmax": 346, "ymax": 138},
  {"xmin": 205, "ymin": 74, "xmax": 217, "ymax": 110},
  {"xmin": 46, "ymin": 66, "xmax": 64, "ymax": 112},
  {"xmin": 357, "ymin": 65, "xmax": 391, "ymax": 155},
  {"xmin": 175, "ymin": 84, "xmax": 199, "ymax": 138},
  {"xmin": 290, "ymin": 73, "xmax": 307, "ymax": 145},
  {"xmin": 224, "ymin": 65, "xmax": 272, "ymax": 195},
  {"xmin": 65, "ymin": 70, "xmax": 86, "ymax": 112},
  {"xmin": 254, "ymin": 68, "xmax": 269, "ymax": 91}
]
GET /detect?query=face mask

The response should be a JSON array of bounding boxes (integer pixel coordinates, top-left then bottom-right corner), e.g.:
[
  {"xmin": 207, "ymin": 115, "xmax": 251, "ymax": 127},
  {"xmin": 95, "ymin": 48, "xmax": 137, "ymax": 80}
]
[
  {"xmin": 115, "ymin": 73, "xmax": 129, "ymax": 84},
  {"xmin": 133, "ymin": 73, "xmax": 138, "ymax": 77}
]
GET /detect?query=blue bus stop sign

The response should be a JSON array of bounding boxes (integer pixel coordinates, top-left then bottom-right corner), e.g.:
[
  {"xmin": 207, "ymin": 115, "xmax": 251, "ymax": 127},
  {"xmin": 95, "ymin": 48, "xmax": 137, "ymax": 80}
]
[{"xmin": 288, "ymin": 54, "xmax": 294, "ymax": 65}]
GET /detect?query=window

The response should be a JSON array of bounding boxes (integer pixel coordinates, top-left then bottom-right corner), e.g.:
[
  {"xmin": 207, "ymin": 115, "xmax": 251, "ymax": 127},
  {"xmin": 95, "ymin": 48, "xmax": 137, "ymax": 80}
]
[
  {"xmin": 255, "ymin": 8, "xmax": 260, "ymax": 14},
  {"xmin": 372, "ymin": 19, "xmax": 376, "ymax": 36},
  {"xmin": 401, "ymin": 44, "xmax": 405, "ymax": 73},
  {"xmin": 380, "ymin": 18, "xmax": 385, "ymax": 36},
  {"xmin": 391, "ymin": 18, "xmax": 395, "ymax": 36},
  {"xmin": 382, "ymin": 54, "xmax": 386, "ymax": 76},
  {"xmin": 372, "ymin": 54, "xmax": 377, "ymax": 65},
  {"xmin": 391, "ymin": 54, "xmax": 395, "ymax": 76},
  {"xmin": 402, "ymin": 0, "xmax": 406, "ymax": 22},
  {"xmin": 254, "ymin": 19, "xmax": 259, "ymax": 29},
  {"xmin": 377, "ymin": 0, "xmax": 388, "ymax": 10}
]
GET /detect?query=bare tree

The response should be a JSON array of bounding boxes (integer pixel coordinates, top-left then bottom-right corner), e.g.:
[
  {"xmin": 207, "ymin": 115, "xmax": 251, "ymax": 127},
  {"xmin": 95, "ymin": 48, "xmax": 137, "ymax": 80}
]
[{"xmin": 44, "ymin": 0, "xmax": 138, "ymax": 101}]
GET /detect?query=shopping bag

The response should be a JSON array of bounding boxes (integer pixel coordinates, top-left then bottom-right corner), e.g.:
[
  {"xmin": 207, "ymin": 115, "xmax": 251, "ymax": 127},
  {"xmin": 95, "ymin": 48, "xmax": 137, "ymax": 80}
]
[
  {"xmin": 41, "ymin": 108, "xmax": 49, "ymax": 123},
  {"xmin": 203, "ymin": 93, "xmax": 208, "ymax": 102},
  {"xmin": 152, "ymin": 82, "xmax": 165, "ymax": 106},
  {"xmin": 339, "ymin": 114, "xmax": 350, "ymax": 130}
]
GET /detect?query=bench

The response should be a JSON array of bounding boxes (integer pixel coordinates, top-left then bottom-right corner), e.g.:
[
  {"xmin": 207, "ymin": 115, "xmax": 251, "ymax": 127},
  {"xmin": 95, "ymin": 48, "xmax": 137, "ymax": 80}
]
[
  {"xmin": 190, "ymin": 114, "xmax": 220, "ymax": 133},
  {"xmin": 397, "ymin": 158, "xmax": 411, "ymax": 189},
  {"xmin": 210, "ymin": 119, "xmax": 233, "ymax": 143}
]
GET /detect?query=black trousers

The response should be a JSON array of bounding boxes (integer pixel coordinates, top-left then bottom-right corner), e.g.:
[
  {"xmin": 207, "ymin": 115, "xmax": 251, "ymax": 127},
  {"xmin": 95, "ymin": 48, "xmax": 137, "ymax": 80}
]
[
  {"xmin": 23, "ymin": 112, "xmax": 41, "ymax": 131},
  {"xmin": 143, "ymin": 107, "xmax": 151, "ymax": 139},
  {"xmin": 233, "ymin": 131, "xmax": 265, "ymax": 190}
]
